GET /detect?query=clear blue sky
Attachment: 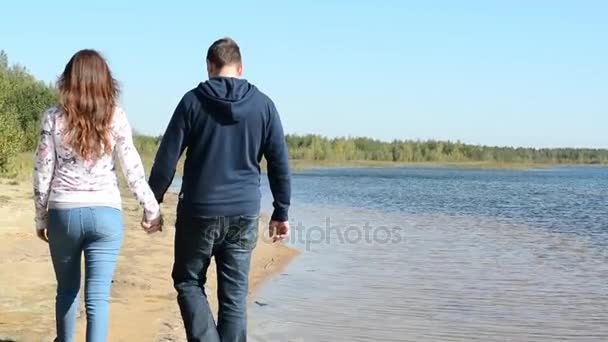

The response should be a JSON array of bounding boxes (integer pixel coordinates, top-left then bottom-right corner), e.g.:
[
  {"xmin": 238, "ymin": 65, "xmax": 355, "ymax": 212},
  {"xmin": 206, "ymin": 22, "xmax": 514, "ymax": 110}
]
[{"xmin": 1, "ymin": 0, "xmax": 606, "ymax": 148}]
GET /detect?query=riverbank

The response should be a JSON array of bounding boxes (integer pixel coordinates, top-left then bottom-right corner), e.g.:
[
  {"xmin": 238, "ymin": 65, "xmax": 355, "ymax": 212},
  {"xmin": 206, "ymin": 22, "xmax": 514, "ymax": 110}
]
[
  {"xmin": 8, "ymin": 152, "xmax": 608, "ymax": 183},
  {"xmin": 0, "ymin": 180, "xmax": 299, "ymax": 342},
  {"xmin": 288, "ymin": 159, "xmax": 559, "ymax": 171}
]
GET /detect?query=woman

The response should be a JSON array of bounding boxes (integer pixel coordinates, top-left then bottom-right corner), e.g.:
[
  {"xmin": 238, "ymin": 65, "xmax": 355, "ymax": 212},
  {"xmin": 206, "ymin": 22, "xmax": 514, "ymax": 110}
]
[{"xmin": 33, "ymin": 49, "xmax": 162, "ymax": 342}]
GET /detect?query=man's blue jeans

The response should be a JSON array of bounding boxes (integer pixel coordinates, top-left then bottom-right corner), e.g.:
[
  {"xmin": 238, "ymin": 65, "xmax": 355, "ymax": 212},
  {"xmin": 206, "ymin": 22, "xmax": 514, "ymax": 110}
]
[
  {"xmin": 47, "ymin": 207, "xmax": 124, "ymax": 342},
  {"xmin": 172, "ymin": 214, "xmax": 259, "ymax": 342}
]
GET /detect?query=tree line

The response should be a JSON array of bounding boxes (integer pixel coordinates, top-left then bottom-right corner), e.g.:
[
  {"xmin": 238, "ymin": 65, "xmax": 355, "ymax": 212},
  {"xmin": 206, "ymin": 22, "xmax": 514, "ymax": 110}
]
[
  {"xmin": 0, "ymin": 49, "xmax": 606, "ymax": 173},
  {"xmin": 286, "ymin": 135, "xmax": 608, "ymax": 164}
]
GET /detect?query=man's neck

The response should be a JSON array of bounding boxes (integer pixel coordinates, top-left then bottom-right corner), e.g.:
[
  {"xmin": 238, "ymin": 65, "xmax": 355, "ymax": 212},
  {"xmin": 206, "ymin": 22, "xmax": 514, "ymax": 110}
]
[
  {"xmin": 211, "ymin": 66, "xmax": 241, "ymax": 79},
  {"xmin": 212, "ymin": 72, "xmax": 240, "ymax": 79}
]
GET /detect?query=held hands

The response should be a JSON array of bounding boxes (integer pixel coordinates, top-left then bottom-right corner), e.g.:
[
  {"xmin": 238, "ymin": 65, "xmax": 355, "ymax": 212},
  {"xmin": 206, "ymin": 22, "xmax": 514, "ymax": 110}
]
[
  {"xmin": 141, "ymin": 212, "xmax": 163, "ymax": 234},
  {"xmin": 269, "ymin": 220, "xmax": 290, "ymax": 243}
]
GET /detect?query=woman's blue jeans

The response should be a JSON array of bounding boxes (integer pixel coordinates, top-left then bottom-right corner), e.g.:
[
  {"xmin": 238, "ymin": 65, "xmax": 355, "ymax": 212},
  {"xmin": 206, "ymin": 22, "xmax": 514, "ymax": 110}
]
[{"xmin": 48, "ymin": 207, "xmax": 124, "ymax": 342}]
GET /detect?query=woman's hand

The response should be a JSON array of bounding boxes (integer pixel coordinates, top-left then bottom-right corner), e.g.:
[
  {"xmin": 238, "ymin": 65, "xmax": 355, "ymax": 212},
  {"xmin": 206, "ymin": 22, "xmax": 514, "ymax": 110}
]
[{"xmin": 36, "ymin": 229, "xmax": 49, "ymax": 243}]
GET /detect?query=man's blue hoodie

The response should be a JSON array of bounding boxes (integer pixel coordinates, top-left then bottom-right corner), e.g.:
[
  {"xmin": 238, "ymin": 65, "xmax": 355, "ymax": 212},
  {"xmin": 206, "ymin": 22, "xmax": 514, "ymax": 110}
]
[{"xmin": 148, "ymin": 77, "xmax": 291, "ymax": 221}]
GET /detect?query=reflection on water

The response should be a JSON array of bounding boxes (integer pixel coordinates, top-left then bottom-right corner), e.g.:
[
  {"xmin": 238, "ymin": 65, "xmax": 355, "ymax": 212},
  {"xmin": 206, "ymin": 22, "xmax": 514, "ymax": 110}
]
[{"xmin": 248, "ymin": 167, "xmax": 608, "ymax": 341}]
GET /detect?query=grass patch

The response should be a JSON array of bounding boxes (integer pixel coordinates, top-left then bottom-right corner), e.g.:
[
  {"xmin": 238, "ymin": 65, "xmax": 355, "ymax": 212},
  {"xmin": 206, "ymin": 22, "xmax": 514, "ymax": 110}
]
[{"xmin": 0, "ymin": 152, "xmax": 34, "ymax": 181}]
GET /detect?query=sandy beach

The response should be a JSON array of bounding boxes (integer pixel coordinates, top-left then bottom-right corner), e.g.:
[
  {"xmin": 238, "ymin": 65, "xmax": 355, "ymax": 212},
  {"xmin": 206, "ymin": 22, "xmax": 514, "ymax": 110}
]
[{"xmin": 0, "ymin": 179, "xmax": 298, "ymax": 342}]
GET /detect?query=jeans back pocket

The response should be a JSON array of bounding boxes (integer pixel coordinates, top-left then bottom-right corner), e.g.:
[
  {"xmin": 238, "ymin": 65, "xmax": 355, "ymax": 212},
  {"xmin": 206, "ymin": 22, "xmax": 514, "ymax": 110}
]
[
  {"xmin": 224, "ymin": 215, "xmax": 259, "ymax": 250},
  {"xmin": 91, "ymin": 207, "xmax": 124, "ymax": 241}
]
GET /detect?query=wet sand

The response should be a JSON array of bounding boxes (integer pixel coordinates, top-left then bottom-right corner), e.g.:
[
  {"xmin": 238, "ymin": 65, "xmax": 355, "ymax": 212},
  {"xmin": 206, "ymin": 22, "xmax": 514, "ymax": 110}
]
[{"xmin": 0, "ymin": 180, "xmax": 298, "ymax": 342}]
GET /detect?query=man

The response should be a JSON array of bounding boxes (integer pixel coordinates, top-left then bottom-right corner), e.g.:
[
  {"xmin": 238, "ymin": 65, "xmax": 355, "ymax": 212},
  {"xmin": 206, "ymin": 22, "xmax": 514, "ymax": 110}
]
[{"xmin": 146, "ymin": 37, "xmax": 291, "ymax": 342}]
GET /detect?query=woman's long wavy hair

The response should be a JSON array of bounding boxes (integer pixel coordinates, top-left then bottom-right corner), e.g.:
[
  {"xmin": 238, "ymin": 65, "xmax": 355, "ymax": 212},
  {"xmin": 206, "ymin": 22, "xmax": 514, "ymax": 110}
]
[{"xmin": 58, "ymin": 49, "xmax": 119, "ymax": 161}]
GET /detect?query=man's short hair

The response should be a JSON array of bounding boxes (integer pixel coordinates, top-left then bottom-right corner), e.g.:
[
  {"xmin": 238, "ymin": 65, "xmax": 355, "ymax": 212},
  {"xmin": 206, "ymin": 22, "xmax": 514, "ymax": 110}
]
[{"xmin": 206, "ymin": 37, "xmax": 242, "ymax": 69}]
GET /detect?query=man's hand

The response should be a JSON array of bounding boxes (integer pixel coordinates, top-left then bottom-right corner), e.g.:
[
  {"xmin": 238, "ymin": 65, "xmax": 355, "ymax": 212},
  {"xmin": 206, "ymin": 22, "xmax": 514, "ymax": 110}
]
[
  {"xmin": 36, "ymin": 229, "xmax": 48, "ymax": 243},
  {"xmin": 269, "ymin": 220, "xmax": 290, "ymax": 243},
  {"xmin": 141, "ymin": 213, "xmax": 163, "ymax": 234}
]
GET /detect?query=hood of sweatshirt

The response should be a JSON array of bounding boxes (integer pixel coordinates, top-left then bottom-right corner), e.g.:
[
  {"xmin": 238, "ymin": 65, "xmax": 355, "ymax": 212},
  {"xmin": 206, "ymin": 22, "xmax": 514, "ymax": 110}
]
[{"xmin": 196, "ymin": 77, "xmax": 257, "ymax": 123}]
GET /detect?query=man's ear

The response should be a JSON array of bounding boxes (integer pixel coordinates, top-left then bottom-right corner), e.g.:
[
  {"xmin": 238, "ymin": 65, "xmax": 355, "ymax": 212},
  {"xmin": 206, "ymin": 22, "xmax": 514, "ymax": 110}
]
[
  {"xmin": 237, "ymin": 63, "xmax": 244, "ymax": 77},
  {"xmin": 206, "ymin": 61, "xmax": 214, "ymax": 76}
]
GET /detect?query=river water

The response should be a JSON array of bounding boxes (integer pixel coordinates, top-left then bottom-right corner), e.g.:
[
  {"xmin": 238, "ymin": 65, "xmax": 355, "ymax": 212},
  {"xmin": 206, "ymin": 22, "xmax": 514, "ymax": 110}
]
[{"xmin": 245, "ymin": 167, "xmax": 608, "ymax": 341}]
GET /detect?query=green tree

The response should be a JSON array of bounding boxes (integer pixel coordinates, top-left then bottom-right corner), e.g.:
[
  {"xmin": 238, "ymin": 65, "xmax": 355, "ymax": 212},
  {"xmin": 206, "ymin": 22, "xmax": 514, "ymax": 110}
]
[
  {"xmin": 0, "ymin": 51, "xmax": 56, "ymax": 173},
  {"xmin": 0, "ymin": 50, "xmax": 8, "ymax": 70}
]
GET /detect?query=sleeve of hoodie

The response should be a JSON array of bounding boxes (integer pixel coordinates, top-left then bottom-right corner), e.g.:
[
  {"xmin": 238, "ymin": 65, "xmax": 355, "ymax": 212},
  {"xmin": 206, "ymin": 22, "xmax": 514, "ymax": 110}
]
[
  {"xmin": 148, "ymin": 96, "xmax": 190, "ymax": 203},
  {"xmin": 263, "ymin": 101, "xmax": 291, "ymax": 221}
]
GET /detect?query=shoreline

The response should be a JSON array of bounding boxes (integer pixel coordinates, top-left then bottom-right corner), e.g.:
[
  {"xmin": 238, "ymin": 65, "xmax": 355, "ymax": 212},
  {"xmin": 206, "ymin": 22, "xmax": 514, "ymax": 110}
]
[
  {"xmin": 7, "ymin": 152, "xmax": 608, "ymax": 183},
  {"xmin": 287, "ymin": 159, "xmax": 608, "ymax": 171},
  {"xmin": 0, "ymin": 180, "xmax": 299, "ymax": 342}
]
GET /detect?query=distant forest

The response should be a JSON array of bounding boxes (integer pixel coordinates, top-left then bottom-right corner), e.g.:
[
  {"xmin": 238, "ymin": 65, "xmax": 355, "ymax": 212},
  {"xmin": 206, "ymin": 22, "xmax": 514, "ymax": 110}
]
[
  {"xmin": 285, "ymin": 135, "xmax": 608, "ymax": 164},
  {"xmin": 1, "ymin": 49, "xmax": 606, "ymax": 173}
]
